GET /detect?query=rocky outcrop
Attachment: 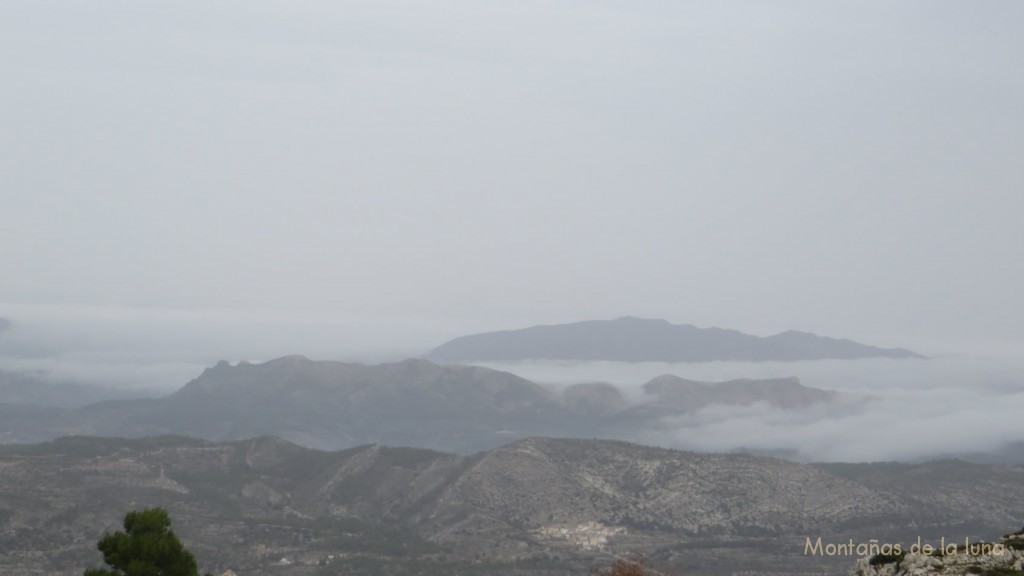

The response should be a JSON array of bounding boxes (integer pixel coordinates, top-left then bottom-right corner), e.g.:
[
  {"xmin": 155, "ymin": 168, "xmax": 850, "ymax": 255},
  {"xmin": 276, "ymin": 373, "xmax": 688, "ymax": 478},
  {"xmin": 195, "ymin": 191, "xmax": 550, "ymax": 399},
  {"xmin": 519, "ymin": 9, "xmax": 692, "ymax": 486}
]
[{"xmin": 850, "ymin": 532, "xmax": 1024, "ymax": 576}]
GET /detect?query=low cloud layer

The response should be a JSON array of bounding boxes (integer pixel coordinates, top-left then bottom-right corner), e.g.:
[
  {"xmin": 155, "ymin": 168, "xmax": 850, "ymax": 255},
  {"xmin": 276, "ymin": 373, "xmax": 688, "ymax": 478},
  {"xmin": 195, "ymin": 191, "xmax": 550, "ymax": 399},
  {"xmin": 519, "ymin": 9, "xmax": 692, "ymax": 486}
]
[
  {"xmin": 2, "ymin": 304, "xmax": 1022, "ymax": 462},
  {"xmin": 0, "ymin": 303, "xmax": 431, "ymax": 391},
  {"xmin": 479, "ymin": 357, "xmax": 1024, "ymax": 462},
  {"xmin": 646, "ymin": 387, "xmax": 1024, "ymax": 462}
]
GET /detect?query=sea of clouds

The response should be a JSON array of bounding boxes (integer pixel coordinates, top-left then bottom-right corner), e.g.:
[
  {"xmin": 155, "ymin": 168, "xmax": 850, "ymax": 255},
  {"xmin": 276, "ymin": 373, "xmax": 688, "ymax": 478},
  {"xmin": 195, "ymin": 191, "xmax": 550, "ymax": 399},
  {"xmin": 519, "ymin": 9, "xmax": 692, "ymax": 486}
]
[
  {"xmin": 2, "ymin": 304, "xmax": 1021, "ymax": 462},
  {"xmin": 476, "ymin": 356, "xmax": 1024, "ymax": 462}
]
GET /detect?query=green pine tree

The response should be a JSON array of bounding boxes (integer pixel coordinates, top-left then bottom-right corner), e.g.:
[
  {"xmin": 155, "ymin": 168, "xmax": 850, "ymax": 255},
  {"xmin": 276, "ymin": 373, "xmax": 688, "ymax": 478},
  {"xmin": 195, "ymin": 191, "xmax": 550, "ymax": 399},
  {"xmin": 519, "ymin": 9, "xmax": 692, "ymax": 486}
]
[{"xmin": 84, "ymin": 508, "xmax": 210, "ymax": 576}]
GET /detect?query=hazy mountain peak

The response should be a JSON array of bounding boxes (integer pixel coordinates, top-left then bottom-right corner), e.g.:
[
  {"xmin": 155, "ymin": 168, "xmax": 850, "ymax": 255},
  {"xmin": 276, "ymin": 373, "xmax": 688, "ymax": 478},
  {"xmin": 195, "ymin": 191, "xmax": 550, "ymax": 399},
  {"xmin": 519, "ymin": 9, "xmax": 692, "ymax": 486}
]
[
  {"xmin": 560, "ymin": 382, "xmax": 626, "ymax": 414},
  {"xmin": 643, "ymin": 373, "xmax": 707, "ymax": 389},
  {"xmin": 266, "ymin": 354, "xmax": 314, "ymax": 366},
  {"xmin": 387, "ymin": 357, "xmax": 442, "ymax": 372},
  {"xmin": 428, "ymin": 318, "xmax": 924, "ymax": 363},
  {"xmin": 609, "ymin": 316, "xmax": 672, "ymax": 325},
  {"xmin": 641, "ymin": 374, "xmax": 834, "ymax": 410},
  {"xmin": 2, "ymin": 355, "xmax": 851, "ymax": 452}
]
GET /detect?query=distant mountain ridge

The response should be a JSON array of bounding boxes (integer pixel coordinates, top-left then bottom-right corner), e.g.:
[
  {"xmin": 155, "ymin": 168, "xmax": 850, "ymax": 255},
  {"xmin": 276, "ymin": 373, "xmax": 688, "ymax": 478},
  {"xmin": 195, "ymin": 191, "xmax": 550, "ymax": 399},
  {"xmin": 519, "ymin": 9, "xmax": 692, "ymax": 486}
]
[
  {"xmin": 428, "ymin": 317, "xmax": 924, "ymax": 363},
  {"xmin": 0, "ymin": 356, "xmax": 837, "ymax": 453}
]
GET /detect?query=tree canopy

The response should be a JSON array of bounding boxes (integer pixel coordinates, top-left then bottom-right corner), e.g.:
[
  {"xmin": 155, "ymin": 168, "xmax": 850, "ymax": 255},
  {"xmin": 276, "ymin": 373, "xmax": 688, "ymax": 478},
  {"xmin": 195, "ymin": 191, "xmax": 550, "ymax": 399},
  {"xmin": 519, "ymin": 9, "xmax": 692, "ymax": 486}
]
[{"xmin": 85, "ymin": 507, "xmax": 208, "ymax": 576}]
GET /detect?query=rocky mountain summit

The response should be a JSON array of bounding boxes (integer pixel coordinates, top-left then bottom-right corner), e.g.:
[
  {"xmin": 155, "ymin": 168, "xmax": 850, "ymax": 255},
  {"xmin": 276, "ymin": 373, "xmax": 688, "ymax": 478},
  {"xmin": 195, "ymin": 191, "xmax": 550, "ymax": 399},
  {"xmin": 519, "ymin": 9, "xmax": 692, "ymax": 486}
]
[{"xmin": 428, "ymin": 317, "xmax": 924, "ymax": 363}]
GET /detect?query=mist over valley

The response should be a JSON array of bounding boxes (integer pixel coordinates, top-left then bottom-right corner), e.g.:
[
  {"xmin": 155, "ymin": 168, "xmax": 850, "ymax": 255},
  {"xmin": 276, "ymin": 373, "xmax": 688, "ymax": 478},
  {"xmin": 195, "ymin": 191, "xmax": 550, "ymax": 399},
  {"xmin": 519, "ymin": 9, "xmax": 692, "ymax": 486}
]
[
  {"xmin": 3, "ymin": 1, "xmax": 1023, "ymax": 574},
  {"xmin": 2, "ymin": 315, "xmax": 1022, "ymax": 463}
]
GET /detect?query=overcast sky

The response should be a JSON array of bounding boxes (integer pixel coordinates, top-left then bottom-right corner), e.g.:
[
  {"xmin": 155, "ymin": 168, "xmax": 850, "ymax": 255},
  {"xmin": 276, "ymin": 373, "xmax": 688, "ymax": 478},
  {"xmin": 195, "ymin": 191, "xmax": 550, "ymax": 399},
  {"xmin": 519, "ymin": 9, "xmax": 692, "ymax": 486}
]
[{"xmin": 3, "ymin": 1, "xmax": 1023, "ymax": 361}]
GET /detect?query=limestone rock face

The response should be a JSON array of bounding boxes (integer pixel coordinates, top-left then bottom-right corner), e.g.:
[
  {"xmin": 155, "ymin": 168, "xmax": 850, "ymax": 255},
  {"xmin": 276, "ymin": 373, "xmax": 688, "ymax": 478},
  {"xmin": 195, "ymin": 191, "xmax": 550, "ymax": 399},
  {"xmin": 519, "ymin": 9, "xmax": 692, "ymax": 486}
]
[{"xmin": 850, "ymin": 534, "xmax": 1024, "ymax": 576}]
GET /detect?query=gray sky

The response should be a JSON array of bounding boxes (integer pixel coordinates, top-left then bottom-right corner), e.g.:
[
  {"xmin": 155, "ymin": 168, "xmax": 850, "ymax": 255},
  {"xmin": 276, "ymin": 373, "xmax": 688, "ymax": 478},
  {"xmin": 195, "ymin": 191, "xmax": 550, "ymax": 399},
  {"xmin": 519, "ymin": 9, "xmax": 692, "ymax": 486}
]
[{"xmin": 3, "ymin": 1, "xmax": 1023, "ymax": 361}]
